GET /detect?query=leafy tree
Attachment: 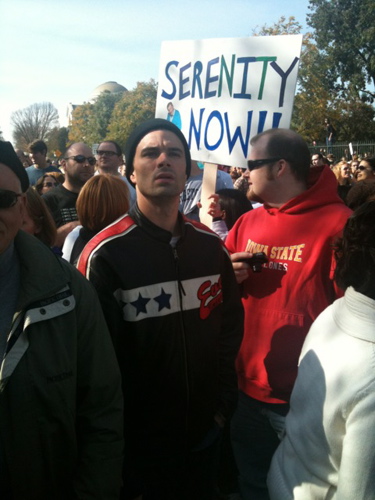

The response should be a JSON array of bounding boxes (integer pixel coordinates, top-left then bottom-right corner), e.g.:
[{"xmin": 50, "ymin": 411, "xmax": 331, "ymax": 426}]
[
  {"xmin": 107, "ymin": 80, "xmax": 157, "ymax": 149},
  {"xmin": 307, "ymin": 0, "xmax": 375, "ymax": 102},
  {"xmin": 68, "ymin": 91, "xmax": 124, "ymax": 145},
  {"xmin": 252, "ymin": 15, "xmax": 303, "ymax": 36},
  {"xmin": 86, "ymin": 91, "xmax": 123, "ymax": 144},
  {"xmin": 46, "ymin": 126, "xmax": 69, "ymax": 156},
  {"xmin": 68, "ymin": 102, "xmax": 93, "ymax": 144},
  {"xmin": 11, "ymin": 102, "xmax": 59, "ymax": 150}
]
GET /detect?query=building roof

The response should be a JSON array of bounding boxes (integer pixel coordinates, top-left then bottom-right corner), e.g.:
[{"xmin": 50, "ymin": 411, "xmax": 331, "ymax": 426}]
[{"xmin": 90, "ymin": 81, "xmax": 127, "ymax": 101}]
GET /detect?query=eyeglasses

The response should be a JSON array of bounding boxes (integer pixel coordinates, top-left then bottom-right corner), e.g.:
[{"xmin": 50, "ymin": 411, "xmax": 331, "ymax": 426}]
[
  {"xmin": 96, "ymin": 150, "xmax": 118, "ymax": 157},
  {"xmin": 0, "ymin": 189, "xmax": 22, "ymax": 209},
  {"xmin": 358, "ymin": 165, "xmax": 370, "ymax": 171},
  {"xmin": 247, "ymin": 158, "xmax": 288, "ymax": 171},
  {"xmin": 65, "ymin": 155, "xmax": 96, "ymax": 165},
  {"xmin": 43, "ymin": 182, "xmax": 58, "ymax": 188}
]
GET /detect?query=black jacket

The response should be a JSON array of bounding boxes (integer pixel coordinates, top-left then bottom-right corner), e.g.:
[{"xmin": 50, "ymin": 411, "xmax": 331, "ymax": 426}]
[{"xmin": 77, "ymin": 204, "xmax": 243, "ymax": 459}]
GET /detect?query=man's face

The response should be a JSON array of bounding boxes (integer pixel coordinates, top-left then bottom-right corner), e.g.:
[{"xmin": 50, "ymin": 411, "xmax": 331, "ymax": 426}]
[
  {"xmin": 0, "ymin": 163, "xmax": 26, "ymax": 255},
  {"xmin": 131, "ymin": 129, "xmax": 187, "ymax": 202},
  {"xmin": 30, "ymin": 150, "xmax": 46, "ymax": 167},
  {"xmin": 247, "ymin": 136, "xmax": 278, "ymax": 204},
  {"xmin": 167, "ymin": 104, "xmax": 174, "ymax": 116},
  {"xmin": 63, "ymin": 143, "xmax": 95, "ymax": 187},
  {"xmin": 311, "ymin": 155, "xmax": 324, "ymax": 166},
  {"xmin": 96, "ymin": 142, "xmax": 122, "ymax": 174},
  {"xmin": 351, "ymin": 161, "xmax": 359, "ymax": 174}
]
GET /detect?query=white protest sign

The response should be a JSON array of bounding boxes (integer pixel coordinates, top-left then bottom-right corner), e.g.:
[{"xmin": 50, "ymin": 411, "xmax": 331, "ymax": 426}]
[{"xmin": 156, "ymin": 35, "xmax": 303, "ymax": 167}]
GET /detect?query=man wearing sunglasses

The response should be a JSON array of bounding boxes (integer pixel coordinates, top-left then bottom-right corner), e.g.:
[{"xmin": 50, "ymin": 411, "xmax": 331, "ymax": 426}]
[
  {"xmin": 225, "ymin": 128, "xmax": 351, "ymax": 500},
  {"xmin": 96, "ymin": 140, "xmax": 136, "ymax": 205},
  {"xmin": 43, "ymin": 142, "xmax": 95, "ymax": 247},
  {"xmin": 0, "ymin": 141, "xmax": 123, "ymax": 499}
]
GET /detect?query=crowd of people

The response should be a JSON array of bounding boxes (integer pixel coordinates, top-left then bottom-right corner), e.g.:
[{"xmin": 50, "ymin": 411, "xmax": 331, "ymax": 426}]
[{"xmin": 1, "ymin": 120, "xmax": 375, "ymax": 500}]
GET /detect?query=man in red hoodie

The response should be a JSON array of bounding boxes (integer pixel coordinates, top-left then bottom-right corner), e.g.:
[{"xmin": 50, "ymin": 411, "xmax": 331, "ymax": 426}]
[{"xmin": 225, "ymin": 128, "xmax": 351, "ymax": 500}]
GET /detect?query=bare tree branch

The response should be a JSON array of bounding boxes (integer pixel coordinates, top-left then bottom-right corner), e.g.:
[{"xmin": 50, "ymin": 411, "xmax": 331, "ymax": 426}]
[{"xmin": 11, "ymin": 102, "xmax": 59, "ymax": 149}]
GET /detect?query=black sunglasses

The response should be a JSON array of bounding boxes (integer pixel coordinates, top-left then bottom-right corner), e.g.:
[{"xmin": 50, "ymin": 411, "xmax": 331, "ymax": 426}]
[
  {"xmin": 358, "ymin": 165, "xmax": 369, "ymax": 171},
  {"xmin": 0, "ymin": 189, "xmax": 22, "ymax": 209},
  {"xmin": 65, "ymin": 155, "xmax": 96, "ymax": 166},
  {"xmin": 43, "ymin": 182, "xmax": 58, "ymax": 188},
  {"xmin": 96, "ymin": 150, "xmax": 118, "ymax": 157},
  {"xmin": 247, "ymin": 157, "xmax": 288, "ymax": 171}
]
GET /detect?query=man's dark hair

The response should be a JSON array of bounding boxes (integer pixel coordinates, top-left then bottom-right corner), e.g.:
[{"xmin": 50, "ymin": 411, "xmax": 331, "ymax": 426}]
[
  {"xmin": 346, "ymin": 179, "xmax": 375, "ymax": 211},
  {"xmin": 98, "ymin": 140, "xmax": 122, "ymax": 157},
  {"xmin": 28, "ymin": 139, "xmax": 47, "ymax": 156},
  {"xmin": 362, "ymin": 157, "xmax": 375, "ymax": 172},
  {"xmin": 216, "ymin": 188, "xmax": 253, "ymax": 231},
  {"xmin": 334, "ymin": 201, "xmax": 375, "ymax": 300},
  {"xmin": 312, "ymin": 153, "xmax": 324, "ymax": 161},
  {"xmin": 250, "ymin": 128, "xmax": 310, "ymax": 184}
]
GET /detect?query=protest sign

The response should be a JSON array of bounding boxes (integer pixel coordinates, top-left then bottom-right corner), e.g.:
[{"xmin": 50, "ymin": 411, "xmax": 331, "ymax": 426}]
[{"xmin": 156, "ymin": 35, "xmax": 303, "ymax": 168}]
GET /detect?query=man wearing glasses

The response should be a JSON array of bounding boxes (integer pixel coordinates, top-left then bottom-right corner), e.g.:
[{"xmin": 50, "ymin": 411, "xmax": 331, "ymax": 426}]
[
  {"xmin": 96, "ymin": 140, "xmax": 136, "ymax": 205},
  {"xmin": 225, "ymin": 128, "xmax": 351, "ymax": 500},
  {"xmin": 43, "ymin": 142, "xmax": 95, "ymax": 247},
  {"xmin": 0, "ymin": 141, "xmax": 123, "ymax": 499}
]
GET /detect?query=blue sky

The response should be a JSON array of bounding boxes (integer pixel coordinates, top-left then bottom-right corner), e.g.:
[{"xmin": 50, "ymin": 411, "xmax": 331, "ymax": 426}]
[{"xmin": 0, "ymin": 0, "xmax": 310, "ymax": 142}]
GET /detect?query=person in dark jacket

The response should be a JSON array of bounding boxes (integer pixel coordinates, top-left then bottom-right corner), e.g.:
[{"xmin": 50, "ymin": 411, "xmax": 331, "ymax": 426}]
[
  {"xmin": 77, "ymin": 119, "xmax": 244, "ymax": 500},
  {"xmin": 0, "ymin": 141, "xmax": 124, "ymax": 500}
]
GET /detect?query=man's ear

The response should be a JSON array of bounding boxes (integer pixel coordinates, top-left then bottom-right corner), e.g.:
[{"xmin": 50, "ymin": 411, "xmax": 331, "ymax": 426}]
[
  {"xmin": 130, "ymin": 172, "xmax": 136, "ymax": 184},
  {"xmin": 277, "ymin": 159, "xmax": 289, "ymax": 177}
]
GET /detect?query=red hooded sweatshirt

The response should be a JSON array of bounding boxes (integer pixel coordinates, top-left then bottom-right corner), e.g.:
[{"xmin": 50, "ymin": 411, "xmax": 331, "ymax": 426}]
[{"xmin": 225, "ymin": 166, "xmax": 352, "ymax": 404}]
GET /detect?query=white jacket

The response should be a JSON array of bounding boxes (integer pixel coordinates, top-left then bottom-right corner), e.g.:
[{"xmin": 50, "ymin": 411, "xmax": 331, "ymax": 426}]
[{"xmin": 268, "ymin": 286, "xmax": 375, "ymax": 500}]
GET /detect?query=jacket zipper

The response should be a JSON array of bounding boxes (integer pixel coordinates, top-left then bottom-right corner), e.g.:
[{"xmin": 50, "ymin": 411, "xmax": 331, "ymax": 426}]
[{"xmin": 173, "ymin": 246, "xmax": 190, "ymax": 451}]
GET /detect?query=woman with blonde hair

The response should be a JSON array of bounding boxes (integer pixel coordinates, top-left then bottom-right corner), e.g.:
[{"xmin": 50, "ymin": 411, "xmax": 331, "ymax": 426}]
[
  {"xmin": 62, "ymin": 174, "xmax": 130, "ymax": 264},
  {"xmin": 332, "ymin": 160, "xmax": 352, "ymax": 202}
]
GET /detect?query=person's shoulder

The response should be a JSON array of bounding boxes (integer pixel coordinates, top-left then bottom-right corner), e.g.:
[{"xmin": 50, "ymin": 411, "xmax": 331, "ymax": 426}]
[
  {"xmin": 42, "ymin": 183, "xmax": 64, "ymax": 200},
  {"xmin": 184, "ymin": 217, "xmax": 223, "ymax": 242},
  {"xmin": 46, "ymin": 165, "xmax": 62, "ymax": 173}
]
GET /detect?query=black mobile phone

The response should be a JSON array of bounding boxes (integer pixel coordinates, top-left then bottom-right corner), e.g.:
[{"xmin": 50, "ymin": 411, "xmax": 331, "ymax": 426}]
[{"xmin": 238, "ymin": 252, "xmax": 268, "ymax": 272}]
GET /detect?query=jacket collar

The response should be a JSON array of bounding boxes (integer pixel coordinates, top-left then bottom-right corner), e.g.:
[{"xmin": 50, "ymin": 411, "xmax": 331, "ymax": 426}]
[
  {"xmin": 14, "ymin": 231, "xmax": 69, "ymax": 310},
  {"xmin": 335, "ymin": 286, "xmax": 375, "ymax": 342},
  {"xmin": 129, "ymin": 203, "xmax": 186, "ymax": 243}
]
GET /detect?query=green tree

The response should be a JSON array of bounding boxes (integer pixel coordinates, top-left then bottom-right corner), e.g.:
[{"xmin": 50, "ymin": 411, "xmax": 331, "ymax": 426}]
[
  {"xmin": 307, "ymin": 0, "xmax": 375, "ymax": 102},
  {"xmin": 11, "ymin": 102, "xmax": 59, "ymax": 150},
  {"xmin": 252, "ymin": 15, "xmax": 303, "ymax": 36},
  {"xmin": 68, "ymin": 102, "xmax": 93, "ymax": 143},
  {"xmin": 86, "ymin": 91, "xmax": 124, "ymax": 144},
  {"xmin": 108, "ymin": 80, "xmax": 157, "ymax": 149},
  {"xmin": 68, "ymin": 91, "xmax": 125, "ymax": 146},
  {"xmin": 46, "ymin": 126, "xmax": 69, "ymax": 156}
]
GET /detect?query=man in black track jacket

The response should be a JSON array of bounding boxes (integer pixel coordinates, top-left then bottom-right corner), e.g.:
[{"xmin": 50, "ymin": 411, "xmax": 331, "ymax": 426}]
[{"xmin": 77, "ymin": 119, "xmax": 244, "ymax": 500}]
